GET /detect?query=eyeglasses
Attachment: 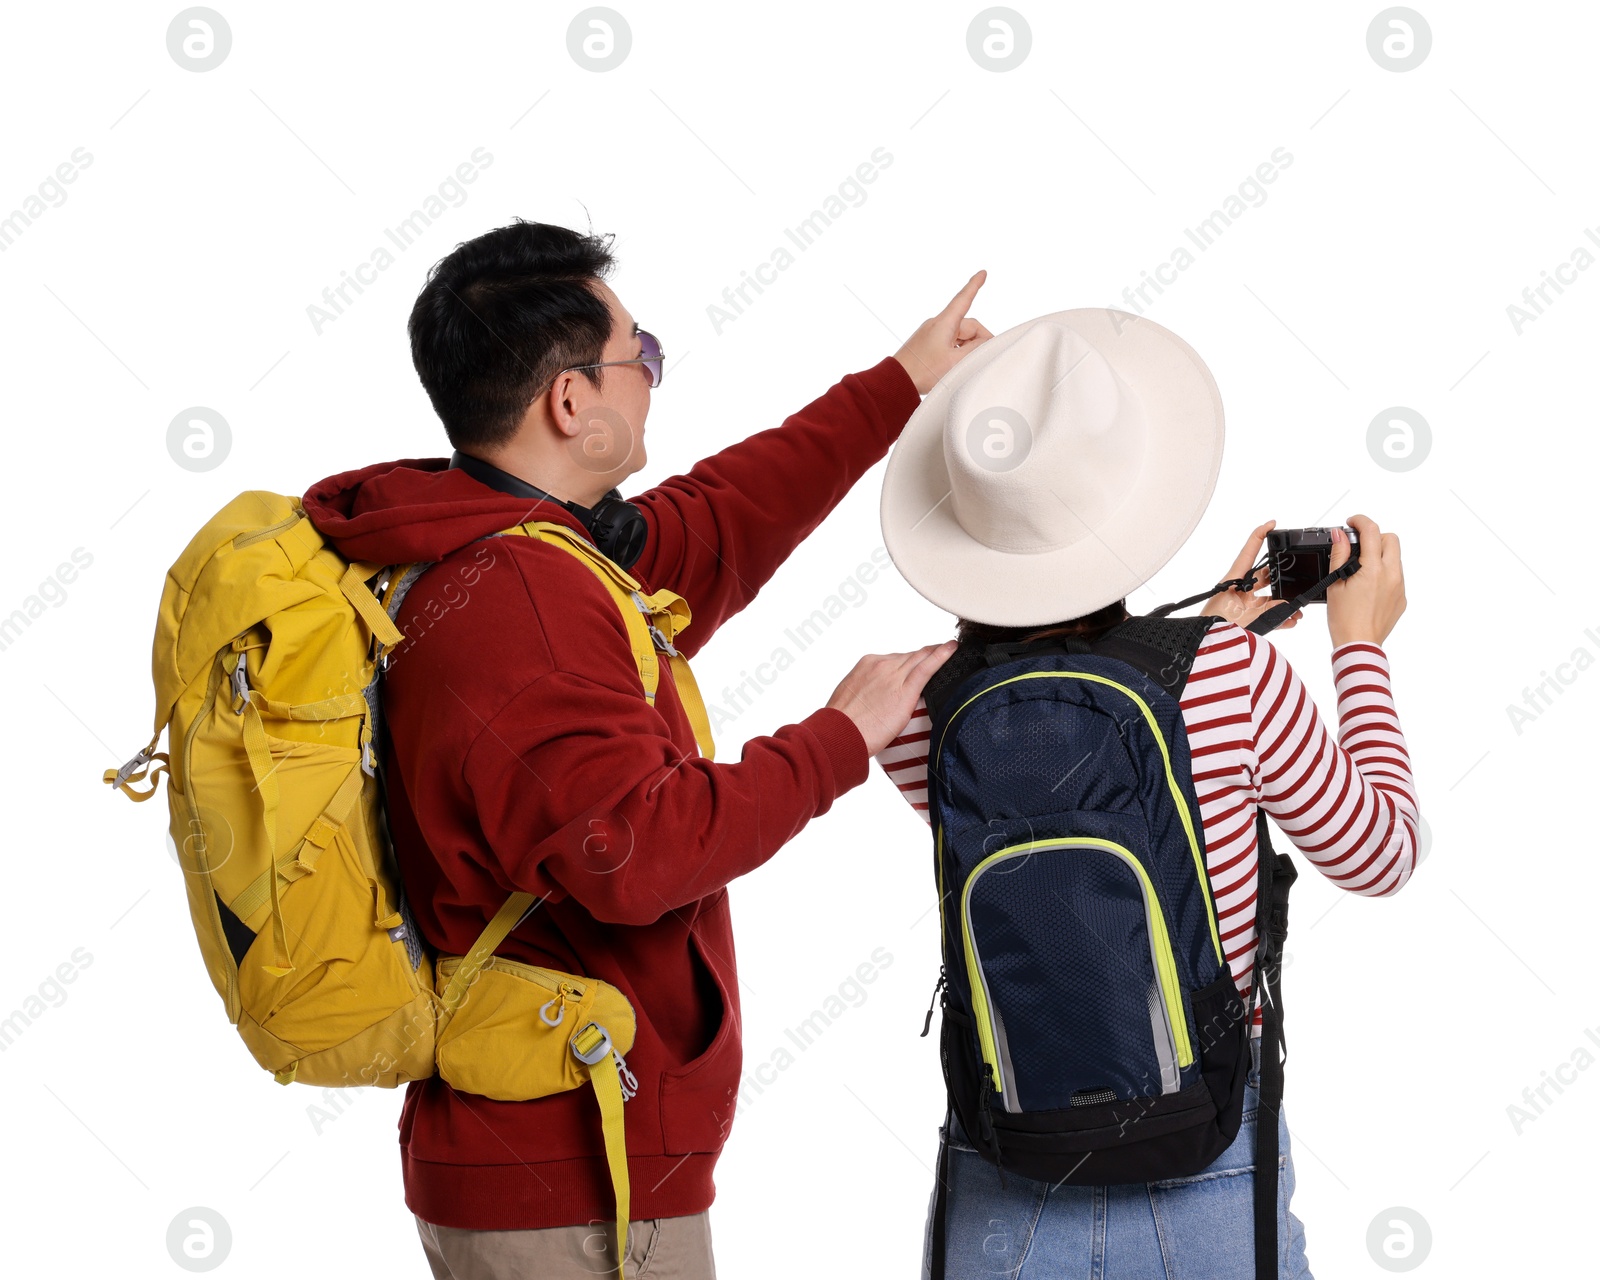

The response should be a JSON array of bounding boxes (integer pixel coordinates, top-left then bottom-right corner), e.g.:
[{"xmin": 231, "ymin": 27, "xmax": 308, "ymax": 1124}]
[{"xmin": 564, "ymin": 329, "xmax": 665, "ymax": 389}]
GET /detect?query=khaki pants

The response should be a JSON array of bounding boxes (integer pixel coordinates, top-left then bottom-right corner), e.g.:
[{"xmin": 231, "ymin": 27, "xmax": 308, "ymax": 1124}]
[{"xmin": 416, "ymin": 1212, "xmax": 716, "ymax": 1279}]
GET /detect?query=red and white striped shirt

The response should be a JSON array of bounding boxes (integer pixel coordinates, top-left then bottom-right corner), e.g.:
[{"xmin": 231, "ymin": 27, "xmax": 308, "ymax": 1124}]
[{"xmin": 874, "ymin": 624, "xmax": 1419, "ymax": 1025}]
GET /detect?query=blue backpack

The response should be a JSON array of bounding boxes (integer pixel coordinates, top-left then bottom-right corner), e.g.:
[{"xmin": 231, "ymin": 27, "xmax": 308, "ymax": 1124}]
[{"xmin": 921, "ymin": 613, "xmax": 1297, "ymax": 1280}]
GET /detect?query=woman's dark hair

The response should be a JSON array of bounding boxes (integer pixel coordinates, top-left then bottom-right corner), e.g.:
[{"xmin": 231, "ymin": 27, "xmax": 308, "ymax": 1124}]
[
  {"xmin": 408, "ymin": 220, "xmax": 617, "ymax": 449},
  {"xmin": 955, "ymin": 598, "xmax": 1130, "ymax": 649}
]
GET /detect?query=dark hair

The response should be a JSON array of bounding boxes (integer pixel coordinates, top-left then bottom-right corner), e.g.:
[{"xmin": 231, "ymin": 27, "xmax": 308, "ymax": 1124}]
[
  {"xmin": 408, "ymin": 220, "xmax": 617, "ymax": 449},
  {"xmin": 955, "ymin": 599, "xmax": 1130, "ymax": 649}
]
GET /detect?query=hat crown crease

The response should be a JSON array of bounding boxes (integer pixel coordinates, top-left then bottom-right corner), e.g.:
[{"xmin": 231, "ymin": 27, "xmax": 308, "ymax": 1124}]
[{"xmin": 943, "ymin": 324, "xmax": 1149, "ymax": 555}]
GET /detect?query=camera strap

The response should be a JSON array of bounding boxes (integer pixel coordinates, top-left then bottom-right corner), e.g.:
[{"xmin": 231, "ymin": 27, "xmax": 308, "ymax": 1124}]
[
  {"xmin": 1147, "ymin": 558, "xmax": 1270, "ymax": 619},
  {"xmin": 1148, "ymin": 556, "xmax": 1360, "ymax": 636},
  {"xmin": 1244, "ymin": 558, "xmax": 1360, "ymax": 635}
]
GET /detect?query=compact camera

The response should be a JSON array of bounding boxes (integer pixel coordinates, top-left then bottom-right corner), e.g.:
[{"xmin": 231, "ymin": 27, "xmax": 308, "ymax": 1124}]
[{"xmin": 1265, "ymin": 527, "xmax": 1359, "ymax": 603}]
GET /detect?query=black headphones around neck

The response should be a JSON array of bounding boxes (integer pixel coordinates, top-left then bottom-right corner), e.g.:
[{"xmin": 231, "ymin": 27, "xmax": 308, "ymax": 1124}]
[{"xmin": 449, "ymin": 451, "xmax": 649, "ymax": 572}]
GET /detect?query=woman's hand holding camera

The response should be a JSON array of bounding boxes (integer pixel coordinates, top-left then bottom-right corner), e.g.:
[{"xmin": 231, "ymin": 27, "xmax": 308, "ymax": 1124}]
[
  {"xmin": 1326, "ymin": 514, "xmax": 1406, "ymax": 648},
  {"xmin": 1205, "ymin": 515, "xmax": 1407, "ymax": 649},
  {"xmin": 1202, "ymin": 520, "xmax": 1303, "ymax": 631}
]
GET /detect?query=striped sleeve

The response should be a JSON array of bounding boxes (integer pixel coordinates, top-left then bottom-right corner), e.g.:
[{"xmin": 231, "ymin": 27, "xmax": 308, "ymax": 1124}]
[
  {"xmin": 1179, "ymin": 626, "xmax": 1269, "ymax": 998},
  {"xmin": 1250, "ymin": 636, "xmax": 1418, "ymax": 896},
  {"xmin": 875, "ymin": 699, "xmax": 932, "ymax": 823}
]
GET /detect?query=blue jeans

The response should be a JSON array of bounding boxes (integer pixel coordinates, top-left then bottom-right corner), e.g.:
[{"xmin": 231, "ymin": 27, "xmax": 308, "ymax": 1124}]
[{"xmin": 922, "ymin": 1036, "xmax": 1312, "ymax": 1279}]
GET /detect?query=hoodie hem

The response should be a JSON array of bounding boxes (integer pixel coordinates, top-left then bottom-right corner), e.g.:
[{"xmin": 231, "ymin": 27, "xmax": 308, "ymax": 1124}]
[{"xmin": 404, "ymin": 1150, "xmax": 719, "ymax": 1231}]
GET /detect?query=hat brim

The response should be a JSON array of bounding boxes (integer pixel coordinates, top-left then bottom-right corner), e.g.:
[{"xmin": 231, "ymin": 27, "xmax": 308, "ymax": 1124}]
[{"xmin": 880, "ymin": 309, "xmax": 1224, "ymax": 628}]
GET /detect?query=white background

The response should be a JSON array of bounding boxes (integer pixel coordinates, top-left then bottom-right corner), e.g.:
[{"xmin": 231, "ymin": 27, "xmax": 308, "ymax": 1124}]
[{"xmin": 2, "ymin": 2, "xmax": 1597, "ymax": 1276}]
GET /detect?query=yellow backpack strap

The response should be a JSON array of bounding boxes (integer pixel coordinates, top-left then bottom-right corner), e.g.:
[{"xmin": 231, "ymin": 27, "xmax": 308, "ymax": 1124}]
[
  {"xmin": 238, "ymin": 687, "xmax": 295, "ymax": 979},
  {"xmin": 227, "ymin": 759, "xmax": 367, "ymax": 923},
  {"xmin": 572, "ymin": 1020, "xmax": 631, "ymax": 1280},
  {"xmin": 340, "ymin": 561, "xmax": 404, "ymax": 650},
  {"xmin": 529, "ymin": 523, "xmax": 663, "ymax": 704},
  {"xmin": 437, "ymin": 891, "xmax": 541, "ymax": 1018},
  {"xmin": 659, "ymin": 650, "xmax": 715, "ymax": 763},
  {"xmin": 502, "ymin": 523, "xmax": 715, "ymax": 760}
]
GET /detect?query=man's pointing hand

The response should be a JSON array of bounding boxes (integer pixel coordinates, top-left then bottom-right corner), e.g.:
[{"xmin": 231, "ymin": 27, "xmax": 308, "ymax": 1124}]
[{"xmin": 894, "ymin": 271, "xmax": 993, "ymax": 395}]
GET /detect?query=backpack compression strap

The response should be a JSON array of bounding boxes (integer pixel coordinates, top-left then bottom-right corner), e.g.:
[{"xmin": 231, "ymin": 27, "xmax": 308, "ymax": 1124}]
[
  {"xmin": 928, "ymin": 1111, "xmax": 953, "ymax": 1279},
  {"xmin": 103, "ymin": 734, "xmax": 169, "ymax": 801},
  {"xmin": 502, "ymin": 522, "xmax": 716, "ymax": 761}
]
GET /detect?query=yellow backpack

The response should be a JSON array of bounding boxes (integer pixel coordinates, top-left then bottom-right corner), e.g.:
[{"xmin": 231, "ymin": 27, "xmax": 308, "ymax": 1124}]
[{"xmin": 103, "ymin": 490, "xmax": 714, "ymax": 1279}]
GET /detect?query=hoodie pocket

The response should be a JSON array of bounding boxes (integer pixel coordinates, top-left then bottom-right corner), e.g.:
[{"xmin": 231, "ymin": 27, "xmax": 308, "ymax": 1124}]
[{"xmin": 658, "ymin": 919, "xmax": 741, "ymax": 1153}]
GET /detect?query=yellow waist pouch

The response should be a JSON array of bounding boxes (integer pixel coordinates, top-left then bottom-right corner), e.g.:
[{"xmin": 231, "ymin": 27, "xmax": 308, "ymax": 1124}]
[
  {"xmin": 434, "ymin": 954, "xmax": 638, "ymax": 1100},
  {"xmin": 432, "ymin": 893, "xmax": 638, "ymax": 1280}
]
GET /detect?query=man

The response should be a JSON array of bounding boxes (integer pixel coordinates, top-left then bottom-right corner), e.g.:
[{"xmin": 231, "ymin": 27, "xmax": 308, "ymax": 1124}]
[{"xmin": 301, "ymin": 219, "xmax": 989, "ymax": 1277}]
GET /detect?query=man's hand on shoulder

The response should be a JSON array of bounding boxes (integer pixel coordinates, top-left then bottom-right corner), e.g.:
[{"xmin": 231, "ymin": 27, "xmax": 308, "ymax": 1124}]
[
  {"xmin": 827, "ymin": 641, "xmax": 958, "ymax": 756},
  {"xmin": 894, "ymin": 271, "xmax": 993, "ymax": 395}
]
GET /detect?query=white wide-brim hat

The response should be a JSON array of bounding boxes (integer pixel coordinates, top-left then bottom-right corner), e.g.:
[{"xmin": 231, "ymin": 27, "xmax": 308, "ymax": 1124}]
[{"xmin": 880, "ymin": 309, "xmax": 1224, "ymax": 628}]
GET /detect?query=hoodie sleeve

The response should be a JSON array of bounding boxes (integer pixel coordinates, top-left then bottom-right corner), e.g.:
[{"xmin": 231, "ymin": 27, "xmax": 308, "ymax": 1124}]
[
  {"xmin": 462, "ymin": 667, "xmax": 869, "ymax": 925},
  {"xmin": 436, "ymin": 534, "xmax": 870, "ymax": 925},
  {"xmin": 625, "ymin": 357, "xmax": 921, "ymax": 657}
]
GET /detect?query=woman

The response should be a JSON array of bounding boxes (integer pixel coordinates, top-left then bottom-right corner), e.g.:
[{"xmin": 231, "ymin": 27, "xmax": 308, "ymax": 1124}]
[{"xmin": 874, "ymin": 311, "xmax": 1416, "ymax": 1279}]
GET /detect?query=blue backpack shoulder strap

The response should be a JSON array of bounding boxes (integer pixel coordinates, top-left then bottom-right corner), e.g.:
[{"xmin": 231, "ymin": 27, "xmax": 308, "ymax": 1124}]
[
  {"xmin": 1090, "ymin": 614, "xmax": 1221, "ymax": 699},
  {"xmin": 924, "ymin": 613, "xmax": 1220, "ymax": 720},
  {"xmin": 922, "ymin": 642, "xmax": 997, "ymax": 721}
]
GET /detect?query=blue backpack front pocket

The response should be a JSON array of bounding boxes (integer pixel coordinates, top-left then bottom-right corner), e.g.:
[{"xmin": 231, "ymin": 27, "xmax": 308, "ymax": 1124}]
[{"xmin": 962, "ymin": 836, "xmax": 1194, "ymax": 1112}]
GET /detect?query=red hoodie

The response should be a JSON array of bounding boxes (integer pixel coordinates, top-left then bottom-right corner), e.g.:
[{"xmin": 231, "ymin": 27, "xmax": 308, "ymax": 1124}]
[{"xmin": 301, "ymin": 357, "xmax": 921, "ymax": 1230}]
